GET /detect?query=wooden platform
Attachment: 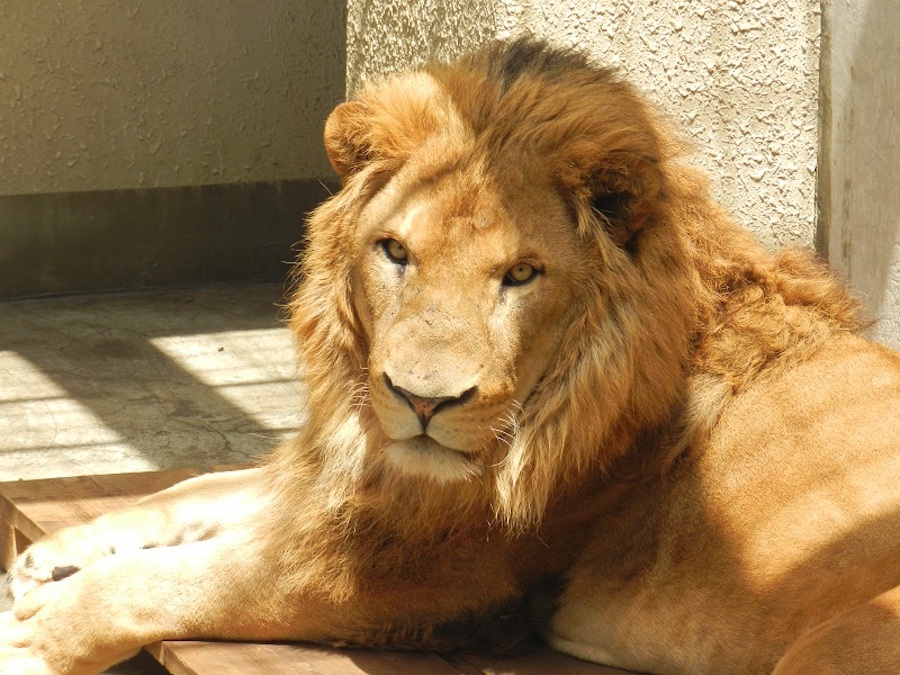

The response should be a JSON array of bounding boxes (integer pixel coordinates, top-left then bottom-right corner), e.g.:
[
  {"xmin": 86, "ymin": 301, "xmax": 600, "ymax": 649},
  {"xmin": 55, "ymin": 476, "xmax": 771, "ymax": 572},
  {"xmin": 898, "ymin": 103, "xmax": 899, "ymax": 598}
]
[{"xmin": 0, "ymin": 470, "xmax": 633, "ymax": 675}]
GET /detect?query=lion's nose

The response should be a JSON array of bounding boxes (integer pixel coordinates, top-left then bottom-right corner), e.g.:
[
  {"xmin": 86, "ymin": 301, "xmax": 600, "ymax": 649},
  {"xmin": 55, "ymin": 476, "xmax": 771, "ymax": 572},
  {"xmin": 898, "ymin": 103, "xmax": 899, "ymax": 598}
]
[{"xmin": 383, "ymin": 374, "xmax": 476, "ymax": 429}]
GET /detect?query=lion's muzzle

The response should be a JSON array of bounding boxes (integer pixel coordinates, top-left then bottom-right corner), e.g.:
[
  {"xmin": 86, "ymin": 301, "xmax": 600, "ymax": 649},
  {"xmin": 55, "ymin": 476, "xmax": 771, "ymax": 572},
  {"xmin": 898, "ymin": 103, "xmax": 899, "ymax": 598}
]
[{"xmin": 383, "ymin": 372, "xmax": 476, "ymax": 431}]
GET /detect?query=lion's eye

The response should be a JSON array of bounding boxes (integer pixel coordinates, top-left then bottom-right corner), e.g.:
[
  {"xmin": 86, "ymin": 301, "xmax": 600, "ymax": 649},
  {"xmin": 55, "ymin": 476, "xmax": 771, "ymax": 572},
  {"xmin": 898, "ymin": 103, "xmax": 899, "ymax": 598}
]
[
  {"xmin": 503, "ymin": 262, "xmax": 539, "ymax": 286},
  {"xmin": 380, "ymin": 238, "xmax": 409, "ymax": 265}
]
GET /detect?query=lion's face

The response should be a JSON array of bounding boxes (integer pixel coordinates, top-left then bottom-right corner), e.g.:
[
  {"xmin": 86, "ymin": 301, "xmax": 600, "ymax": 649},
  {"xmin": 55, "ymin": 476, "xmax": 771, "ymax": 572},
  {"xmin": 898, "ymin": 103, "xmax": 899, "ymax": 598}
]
[
  {"xmin": 299, "ymin": 49, "xmax": 690, "ymax": 514},
  {"xmin": 352, "ymin": 163, "xmax": 588, "ymax": 482}
]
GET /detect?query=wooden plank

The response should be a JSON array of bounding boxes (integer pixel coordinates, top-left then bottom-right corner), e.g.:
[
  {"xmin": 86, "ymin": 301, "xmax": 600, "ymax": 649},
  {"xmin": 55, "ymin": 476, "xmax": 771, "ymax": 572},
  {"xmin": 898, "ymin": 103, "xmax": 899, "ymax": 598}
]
[
  {"xmin": 0, "ymin": 474, "xmax": 112, "ymax": 541},
  {"xmin": 0, "ymin": 469, "xmax": 197, "ymax": 544},
  {"xmin": 451, "ymin": 647, "xmax": 638, "ymax": 674},
  {"xmin": 148, "ymin": 641, "xmax": 467, "ymax": 675},
  {"xmin": 89, "ymin": 469, "xmax": 200, "ymax": 498},
  {"xmin": 209, "ymin": 464, "xmax": 252, "ymax": 473},
  {"xmin": 1, "ymin": 513, "xmax": 15, "ymax": 571},
  {"xmin": 0, "ymin": 512, "xmax": 29, "ymax": 572}
]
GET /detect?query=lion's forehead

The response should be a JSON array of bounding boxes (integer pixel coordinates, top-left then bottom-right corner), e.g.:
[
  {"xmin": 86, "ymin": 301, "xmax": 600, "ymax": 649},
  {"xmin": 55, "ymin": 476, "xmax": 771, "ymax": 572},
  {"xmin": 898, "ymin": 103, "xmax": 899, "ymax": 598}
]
[
  {"xmin": 400, "ymin": 187, "xmax": 519, "ymax": 249},
  {"xmin": 370, "ymin": 164, "xmax": 570, "ymax": 269}
]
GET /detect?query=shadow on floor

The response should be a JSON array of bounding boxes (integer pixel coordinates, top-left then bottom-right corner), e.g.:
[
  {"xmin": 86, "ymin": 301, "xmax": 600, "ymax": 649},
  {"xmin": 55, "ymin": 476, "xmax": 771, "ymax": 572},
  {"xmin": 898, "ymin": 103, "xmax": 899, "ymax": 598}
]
[{"xmin": 0, "ymin": 284, "xmax": 306, "ymax": 480}]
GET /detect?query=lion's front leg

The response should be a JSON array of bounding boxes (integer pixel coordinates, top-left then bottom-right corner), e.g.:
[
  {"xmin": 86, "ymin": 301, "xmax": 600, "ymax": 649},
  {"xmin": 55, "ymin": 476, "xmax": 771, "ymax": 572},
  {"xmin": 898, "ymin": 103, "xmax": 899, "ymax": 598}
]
[
  {"xmin": 1, "ymin": 530, "xmax": 325, "ymax": 675},
  {"xmin": 8, "ymin": 468, "xmax": 268, "ymax": 601}
]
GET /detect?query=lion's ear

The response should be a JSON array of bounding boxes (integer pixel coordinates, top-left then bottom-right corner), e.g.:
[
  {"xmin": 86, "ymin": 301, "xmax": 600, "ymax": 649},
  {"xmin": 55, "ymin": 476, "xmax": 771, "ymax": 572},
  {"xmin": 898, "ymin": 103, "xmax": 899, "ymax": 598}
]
[
  {"xmin": 323, "ymin": 101, "xmax": 373, "ymax": 183},
  {"xmin": 587, "ymin": 154, "xmax": 662, "ymax": 249}
]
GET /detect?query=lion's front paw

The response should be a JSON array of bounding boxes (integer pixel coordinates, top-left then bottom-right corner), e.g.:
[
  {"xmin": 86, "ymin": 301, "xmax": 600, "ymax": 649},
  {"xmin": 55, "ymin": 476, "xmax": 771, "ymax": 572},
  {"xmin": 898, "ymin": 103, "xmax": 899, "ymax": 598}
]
[
  {"xmin": 8, "ymin": 525, "xmax": 109, "ymax": 601},
  {"xmin": 3, "ymin": 565, "xmax": 141, "ymax": 675}
]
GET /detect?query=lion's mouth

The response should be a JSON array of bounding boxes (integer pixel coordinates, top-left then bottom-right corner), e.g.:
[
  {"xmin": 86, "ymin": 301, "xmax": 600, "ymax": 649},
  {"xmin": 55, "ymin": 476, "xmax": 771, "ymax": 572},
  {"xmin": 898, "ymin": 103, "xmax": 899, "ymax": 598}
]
[
  {"xmin": 407, "ymin": 435, "xmax": 441, "ymax": 451},
  {"xmin": 410, "ymin": 435, "xmax": 477, "ymax": 460},
  {"xmin": 383, "ymin": 435, "xmax": 482, "ymax": 483}
]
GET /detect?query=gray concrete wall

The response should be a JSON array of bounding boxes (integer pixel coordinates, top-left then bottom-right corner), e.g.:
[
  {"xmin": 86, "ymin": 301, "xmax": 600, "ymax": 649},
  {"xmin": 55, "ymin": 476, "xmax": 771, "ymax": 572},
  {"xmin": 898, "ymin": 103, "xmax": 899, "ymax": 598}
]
[
  {"xmin": 347, "ymin": 1, "xmax": 821, "ymax": 251},
  {"xmin": 0, "ymin": 0, "xmax": 342, "ymax": 194},
  {"xmin": 0, "ymin": 0, "xmax": 345, "ymax": 297},
  {"xmin": 820, "ymin": 0, "xmax": 900, "ymax": 349}
]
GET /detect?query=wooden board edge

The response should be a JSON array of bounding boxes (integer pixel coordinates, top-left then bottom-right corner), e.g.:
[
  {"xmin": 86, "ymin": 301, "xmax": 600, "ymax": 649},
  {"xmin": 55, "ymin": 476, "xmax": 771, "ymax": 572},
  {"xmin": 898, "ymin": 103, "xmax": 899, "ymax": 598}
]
[
  {"xmin": 1, "ymin": 512, "xmax": 26, "ymax": 572},
  {"xmin": 0, "ymin": 493, "xmax": 44, "ymax": 545},
  {"xmin": 145, "ymin": 642, "xmax": 199, "ymax": 675},
  {"xmin": 443, "ymin": 651, "xmax": 489, "ymax": 675}
]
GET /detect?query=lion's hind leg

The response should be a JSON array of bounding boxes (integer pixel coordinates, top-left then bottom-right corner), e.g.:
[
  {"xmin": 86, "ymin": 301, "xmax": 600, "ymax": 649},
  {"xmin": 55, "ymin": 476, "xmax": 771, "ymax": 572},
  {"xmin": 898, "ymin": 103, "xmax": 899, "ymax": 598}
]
[{"xmin": 773, "ymin": 585, "xmax": 900, "ymax": 674}]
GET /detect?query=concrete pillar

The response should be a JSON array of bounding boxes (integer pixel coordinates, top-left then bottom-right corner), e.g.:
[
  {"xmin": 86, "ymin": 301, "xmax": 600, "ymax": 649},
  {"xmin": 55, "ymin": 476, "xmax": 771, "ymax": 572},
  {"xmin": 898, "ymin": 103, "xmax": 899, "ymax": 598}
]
[{"xmin": 820, "ymin": 0, "xmax": 900, "ymax": 348}]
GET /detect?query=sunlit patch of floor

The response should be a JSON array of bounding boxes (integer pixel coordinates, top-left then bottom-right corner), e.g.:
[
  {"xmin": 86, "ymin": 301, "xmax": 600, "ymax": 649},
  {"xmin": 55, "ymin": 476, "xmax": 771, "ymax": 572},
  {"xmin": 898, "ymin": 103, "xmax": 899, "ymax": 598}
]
[{"xmin": 0, "ymin": 284, "xmax": 305, "ymax": 481}]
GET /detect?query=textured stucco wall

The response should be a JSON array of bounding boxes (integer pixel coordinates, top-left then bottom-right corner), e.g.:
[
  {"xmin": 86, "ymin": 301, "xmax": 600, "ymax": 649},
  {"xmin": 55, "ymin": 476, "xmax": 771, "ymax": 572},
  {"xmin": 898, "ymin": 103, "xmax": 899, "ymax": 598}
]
[
  {"xmin": 0, "ymin": 0, "xmax": 344, "ymax": 195},
  {"xmin": 821, "ymin": 0, "xmax": 900, "ymax": 348},
  {"xmin": 346, "ymin": 0, "xmax": 820, "ymax": 250}
]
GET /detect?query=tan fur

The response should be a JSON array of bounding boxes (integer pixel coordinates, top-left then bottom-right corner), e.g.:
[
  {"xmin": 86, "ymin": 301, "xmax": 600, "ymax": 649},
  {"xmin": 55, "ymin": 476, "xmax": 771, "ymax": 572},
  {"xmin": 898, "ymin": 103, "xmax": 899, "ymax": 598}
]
[{"xmin": 3, "ymin": 40, "xmax": 900, "ymax": 675}]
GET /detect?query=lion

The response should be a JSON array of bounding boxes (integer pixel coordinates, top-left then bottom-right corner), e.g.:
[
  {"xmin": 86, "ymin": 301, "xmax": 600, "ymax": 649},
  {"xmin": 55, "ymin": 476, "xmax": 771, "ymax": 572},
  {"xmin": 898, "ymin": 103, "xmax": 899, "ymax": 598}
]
[{"xmin": 3, "ymin": 38, "xmax": 900, "ymax": 675}]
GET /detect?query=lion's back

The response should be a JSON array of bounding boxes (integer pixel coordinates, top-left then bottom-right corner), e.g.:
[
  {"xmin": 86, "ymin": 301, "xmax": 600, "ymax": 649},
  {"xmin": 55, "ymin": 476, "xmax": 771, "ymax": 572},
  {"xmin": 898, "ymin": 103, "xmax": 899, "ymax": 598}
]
[{"xmin": 548, "ymin": 331, "xmax": 900, "ymax": 673}]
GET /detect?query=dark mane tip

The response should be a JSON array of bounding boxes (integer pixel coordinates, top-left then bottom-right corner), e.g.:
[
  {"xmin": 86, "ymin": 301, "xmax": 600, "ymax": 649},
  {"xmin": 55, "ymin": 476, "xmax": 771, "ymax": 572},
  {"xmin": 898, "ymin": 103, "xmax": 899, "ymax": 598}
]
[{"xmin": 482, "ymin": 37, "xmax": 592, "ymax": 95}]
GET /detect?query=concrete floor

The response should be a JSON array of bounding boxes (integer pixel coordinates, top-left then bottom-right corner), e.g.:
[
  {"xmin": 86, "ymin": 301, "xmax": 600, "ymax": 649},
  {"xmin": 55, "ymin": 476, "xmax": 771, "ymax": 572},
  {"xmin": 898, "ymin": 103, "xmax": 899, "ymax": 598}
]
[
  {"xmin": 0, "ymin": 283, "xmax": 304, "ymax": 480},
  {"xmin": 0, "ymin": 283, "xmax": 306, "ymax": 673}
]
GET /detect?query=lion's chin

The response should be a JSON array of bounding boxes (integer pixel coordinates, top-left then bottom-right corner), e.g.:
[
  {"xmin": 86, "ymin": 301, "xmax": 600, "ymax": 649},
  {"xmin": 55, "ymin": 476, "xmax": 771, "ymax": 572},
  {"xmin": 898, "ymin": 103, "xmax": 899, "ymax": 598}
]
[{"xmin": 383, "ymin": 436, "xmax": 482, "ymax": 484}]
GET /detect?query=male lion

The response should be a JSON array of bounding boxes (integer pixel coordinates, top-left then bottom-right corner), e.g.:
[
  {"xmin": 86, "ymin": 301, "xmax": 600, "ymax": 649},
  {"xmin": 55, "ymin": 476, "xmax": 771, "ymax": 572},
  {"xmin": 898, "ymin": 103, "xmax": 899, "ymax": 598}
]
[{"xmin": 4, "ymin": 39, "xmax": 900, "ymax": 675}]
